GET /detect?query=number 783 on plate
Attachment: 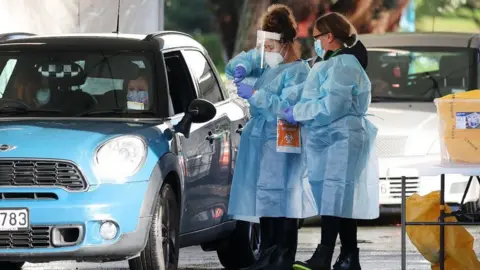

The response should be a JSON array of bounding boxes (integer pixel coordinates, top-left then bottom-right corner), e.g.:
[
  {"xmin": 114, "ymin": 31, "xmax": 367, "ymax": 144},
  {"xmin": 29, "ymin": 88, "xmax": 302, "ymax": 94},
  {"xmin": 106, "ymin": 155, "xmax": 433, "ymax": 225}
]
[{"xmin": 0, "ymin": 209, "xmax": 29, "ymax": 231}]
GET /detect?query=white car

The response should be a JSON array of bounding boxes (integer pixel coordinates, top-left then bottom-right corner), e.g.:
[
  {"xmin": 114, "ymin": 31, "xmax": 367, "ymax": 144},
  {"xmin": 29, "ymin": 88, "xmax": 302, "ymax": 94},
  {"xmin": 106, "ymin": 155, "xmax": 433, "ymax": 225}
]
[{"xmin": 359, "ymin": 32, "xmax": 480, "ymax": 215}]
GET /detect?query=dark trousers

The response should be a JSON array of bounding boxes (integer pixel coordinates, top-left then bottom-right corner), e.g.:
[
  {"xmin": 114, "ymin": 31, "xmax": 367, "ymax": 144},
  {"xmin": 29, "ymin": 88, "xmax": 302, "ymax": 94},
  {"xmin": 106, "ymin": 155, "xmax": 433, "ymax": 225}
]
[{"xmin": 320, "ymin": 216, "xmax": 358, "ymax": 251}]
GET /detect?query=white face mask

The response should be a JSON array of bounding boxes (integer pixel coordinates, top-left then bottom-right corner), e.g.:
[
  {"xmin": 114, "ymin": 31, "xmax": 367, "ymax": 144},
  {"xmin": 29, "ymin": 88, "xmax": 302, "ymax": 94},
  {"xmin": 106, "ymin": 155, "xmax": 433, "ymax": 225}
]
[
  {"xmin": 265, "ymin": 46, "xmax": 285, "ymax": 68},
  {"xmin": 265, "ymin": 52, "xmax": 283, "ymax": 68}
]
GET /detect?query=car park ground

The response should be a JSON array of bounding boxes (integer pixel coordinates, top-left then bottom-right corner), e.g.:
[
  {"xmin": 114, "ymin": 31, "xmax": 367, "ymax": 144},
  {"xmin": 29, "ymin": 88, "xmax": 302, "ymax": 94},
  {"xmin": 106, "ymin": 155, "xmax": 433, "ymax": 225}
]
[{"xmin": 25, "ymin": 219, "xmax": 480, "ymax": 270}]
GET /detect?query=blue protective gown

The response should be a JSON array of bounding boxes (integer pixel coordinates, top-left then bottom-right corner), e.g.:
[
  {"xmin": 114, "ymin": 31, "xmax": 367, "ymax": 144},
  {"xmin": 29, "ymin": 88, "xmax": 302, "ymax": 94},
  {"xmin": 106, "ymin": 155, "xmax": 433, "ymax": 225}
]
[
  {"xmin": 226, "ymin": 49, "xmax": 318, "ymax": 221},
  {"xmin": 293, "ymin": 53, "xmax": 379, "ymax": 220}
]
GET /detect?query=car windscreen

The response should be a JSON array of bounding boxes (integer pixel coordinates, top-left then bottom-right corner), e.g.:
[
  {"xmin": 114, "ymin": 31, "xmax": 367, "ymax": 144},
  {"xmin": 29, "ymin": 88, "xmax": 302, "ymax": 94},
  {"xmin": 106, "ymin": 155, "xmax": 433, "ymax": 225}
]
[
  {"xmin": 0, "ymin": 51, "xmax": 159, "ymax": 117},
  {"xmin": 366, "ymin": 47, "xmax": 476, "ymax": 102}
]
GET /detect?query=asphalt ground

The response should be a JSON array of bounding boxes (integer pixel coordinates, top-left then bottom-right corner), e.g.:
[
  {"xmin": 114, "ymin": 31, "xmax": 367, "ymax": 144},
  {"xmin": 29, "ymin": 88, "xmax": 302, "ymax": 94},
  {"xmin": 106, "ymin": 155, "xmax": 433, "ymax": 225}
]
[{"xmin": 23, "ymin": 217, "xmax": 480, "ymax": 269}]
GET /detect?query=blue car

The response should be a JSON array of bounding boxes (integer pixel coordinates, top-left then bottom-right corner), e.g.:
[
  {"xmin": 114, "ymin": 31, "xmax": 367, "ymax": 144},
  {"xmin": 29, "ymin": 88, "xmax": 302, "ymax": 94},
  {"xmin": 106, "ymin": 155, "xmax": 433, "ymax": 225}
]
[{"xmin": 0, "ymin": 32, "xmax": 259, "ymax": 270}]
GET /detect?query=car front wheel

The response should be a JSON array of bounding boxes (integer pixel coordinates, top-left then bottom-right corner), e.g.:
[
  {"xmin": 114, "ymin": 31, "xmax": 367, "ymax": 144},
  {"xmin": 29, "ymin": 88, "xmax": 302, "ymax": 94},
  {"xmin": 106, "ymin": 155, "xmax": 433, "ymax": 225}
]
[
  {"xmin": 216, "ymin": 221, "xmax": 261, "ymax": 269},
  {"xmin": 129, "ymin": 183, "xmax": 180, "ymax": 270}
]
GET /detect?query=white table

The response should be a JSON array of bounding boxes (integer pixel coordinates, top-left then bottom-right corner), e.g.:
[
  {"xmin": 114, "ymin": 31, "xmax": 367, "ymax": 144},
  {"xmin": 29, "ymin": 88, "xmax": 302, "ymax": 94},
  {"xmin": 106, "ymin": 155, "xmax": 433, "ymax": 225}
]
[{"xmin": 387, "ymin": 161, "xmax": 480, "ymax": 270}]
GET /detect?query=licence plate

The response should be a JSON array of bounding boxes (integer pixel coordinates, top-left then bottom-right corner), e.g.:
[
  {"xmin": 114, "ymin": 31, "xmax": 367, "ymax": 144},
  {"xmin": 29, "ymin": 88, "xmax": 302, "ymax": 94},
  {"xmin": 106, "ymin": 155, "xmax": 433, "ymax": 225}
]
[{"xmin": 0, "ymin": 209, "xmax": 29, "ymax": 231}]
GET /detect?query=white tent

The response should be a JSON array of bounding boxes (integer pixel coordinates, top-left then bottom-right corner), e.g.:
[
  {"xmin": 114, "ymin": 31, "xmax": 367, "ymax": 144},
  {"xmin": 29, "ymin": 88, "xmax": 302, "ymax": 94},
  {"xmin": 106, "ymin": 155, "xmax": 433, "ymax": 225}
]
[{"xmin": 0, "ymin": 0, "xmax": 164, "ymax": 35}]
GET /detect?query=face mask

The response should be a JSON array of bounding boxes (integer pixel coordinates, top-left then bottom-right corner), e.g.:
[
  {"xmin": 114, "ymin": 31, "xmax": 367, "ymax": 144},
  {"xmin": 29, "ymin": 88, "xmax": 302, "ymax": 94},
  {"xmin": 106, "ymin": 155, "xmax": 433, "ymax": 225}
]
[
  {"xmin": 127, "ymin": 90, "xmax": 148, "ymax": 104},
  {"xmin": 36, "ymin": 88, "xmax": 51, "ymax": 105},
  {"xmin": 314, "ymin": 39, "xmax": 325, "ymax": 58},
  {"xmin": 265, "ymin": 47, "xmax": 284, "ymax": 68}
]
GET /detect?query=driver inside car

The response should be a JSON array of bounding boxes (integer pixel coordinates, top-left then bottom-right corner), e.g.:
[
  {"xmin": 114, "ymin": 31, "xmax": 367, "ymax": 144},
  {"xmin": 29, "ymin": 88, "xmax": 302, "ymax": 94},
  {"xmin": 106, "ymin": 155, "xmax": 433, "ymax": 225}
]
[
  {"xmin": 127, "ymin": 70, "xmax": 149, "ymax": 109},
  {"xmin": 13, "ymin": 67, "xmax": 45, "ymax": 107}
]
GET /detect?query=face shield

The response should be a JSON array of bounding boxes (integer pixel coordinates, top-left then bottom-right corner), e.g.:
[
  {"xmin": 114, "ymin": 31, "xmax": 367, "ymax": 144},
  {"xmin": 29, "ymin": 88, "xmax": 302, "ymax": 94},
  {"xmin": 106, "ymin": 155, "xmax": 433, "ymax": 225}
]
[{"xmin": 255, "ymin": 30, "xmax": 283, "ymax": 69}]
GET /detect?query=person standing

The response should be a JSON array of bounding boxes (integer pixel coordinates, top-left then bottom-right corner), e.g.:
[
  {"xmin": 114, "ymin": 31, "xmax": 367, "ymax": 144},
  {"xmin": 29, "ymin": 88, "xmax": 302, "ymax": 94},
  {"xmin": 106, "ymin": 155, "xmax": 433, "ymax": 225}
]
[
  {"xmin": 225, "ymin": 4, "xmax": 317, "ymax": 270},
  {"xmin": 282, "ymin": 12, "xmax": 379, "ymax": 270}
]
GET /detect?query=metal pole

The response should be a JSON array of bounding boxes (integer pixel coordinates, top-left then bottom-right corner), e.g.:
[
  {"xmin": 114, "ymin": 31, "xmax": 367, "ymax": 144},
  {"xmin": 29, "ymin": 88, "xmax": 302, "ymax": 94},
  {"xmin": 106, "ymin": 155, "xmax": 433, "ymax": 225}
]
[
  {"xmin": 158, "ymin": 0, "xmax": 164, "ymax": 30},
  {"xmin": 439, "ymin": 174, "xmax": 445, "ymax": 270},
  {"xmin": 401, "ymin": 175, "xmax": 407, "ymax": 270}
]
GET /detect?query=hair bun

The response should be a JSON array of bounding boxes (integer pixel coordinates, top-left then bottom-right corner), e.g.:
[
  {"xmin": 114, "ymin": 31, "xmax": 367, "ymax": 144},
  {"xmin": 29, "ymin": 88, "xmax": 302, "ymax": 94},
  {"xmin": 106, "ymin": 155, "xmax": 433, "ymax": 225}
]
[{"xmin": 262, "ymin": 4, "xmax": 297, "ymax": 43}]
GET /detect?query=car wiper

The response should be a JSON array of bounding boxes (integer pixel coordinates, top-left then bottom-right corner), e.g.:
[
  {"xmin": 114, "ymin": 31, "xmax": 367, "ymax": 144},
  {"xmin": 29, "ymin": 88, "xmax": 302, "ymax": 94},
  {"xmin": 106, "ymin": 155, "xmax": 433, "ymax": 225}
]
[
  {"xmin": 0, "ymin": 107, "xmax": 62, "ymax": 115},
  {"xmin": 76, "ymin": 108, "xmax": 157, "ymax": 117}
]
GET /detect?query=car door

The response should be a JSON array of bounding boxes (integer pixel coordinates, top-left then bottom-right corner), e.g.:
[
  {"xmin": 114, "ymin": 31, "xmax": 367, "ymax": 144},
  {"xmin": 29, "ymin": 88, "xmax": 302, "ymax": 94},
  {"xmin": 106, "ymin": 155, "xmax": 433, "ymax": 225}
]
[
  {"xmin": 163, "ymin": 50, "xmax": 215, "ymax": 233},
  {"xmin": 182, "ymin": 49, "xmax": 240, "ymax": 226}
]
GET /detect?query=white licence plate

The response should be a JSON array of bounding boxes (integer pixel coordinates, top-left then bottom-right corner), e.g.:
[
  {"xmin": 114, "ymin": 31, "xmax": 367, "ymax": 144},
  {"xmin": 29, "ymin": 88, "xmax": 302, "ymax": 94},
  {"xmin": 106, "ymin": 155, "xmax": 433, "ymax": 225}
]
[{"xmin": 0, "ymin": 209, "xmax": 29, "ymax": 231}]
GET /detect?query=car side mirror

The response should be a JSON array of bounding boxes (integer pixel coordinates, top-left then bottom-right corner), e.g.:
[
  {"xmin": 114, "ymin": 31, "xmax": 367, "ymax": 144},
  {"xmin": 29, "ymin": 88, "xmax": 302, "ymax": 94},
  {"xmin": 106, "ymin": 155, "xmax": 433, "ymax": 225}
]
[{"xmin": 174, "ymin": 99, "xmax": 216, "ymax": 138}]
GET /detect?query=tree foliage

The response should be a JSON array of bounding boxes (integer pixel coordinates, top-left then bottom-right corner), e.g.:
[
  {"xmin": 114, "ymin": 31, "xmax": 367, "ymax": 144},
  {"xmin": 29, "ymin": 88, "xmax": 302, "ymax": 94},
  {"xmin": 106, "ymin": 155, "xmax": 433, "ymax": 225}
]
[
  {"xmin": 233, "ymin": 0, "xmax": 411, "ymax": 59},
  {"xmin": 416, "ymin": 0, "xmax": 480, "ymax": 26},
  {"xmin": 164, "ymin": 0, "xmax": 214, "ymax": 33}
]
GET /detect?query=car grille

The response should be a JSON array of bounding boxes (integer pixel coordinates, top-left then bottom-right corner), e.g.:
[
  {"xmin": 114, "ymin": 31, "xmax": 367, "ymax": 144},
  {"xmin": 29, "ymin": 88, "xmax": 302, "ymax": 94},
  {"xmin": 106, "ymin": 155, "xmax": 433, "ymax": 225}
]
[
  {"xmin": 0, "ymin": 226, "xmax": 51, "ymax": 249},
  {"xmin": 375, "ymin": 135, "xmax": 408, "ymax": 157},
  {"xmin": 381, "ymin": 177, "xmax": 420, "ymax": 198},
  {"xmin": 0, "ymin": 160, "xmax": 87, "ymax": 191},
  {"xmin": 0, "ymin": 192, "xmax": 58, "ymax": 200}
]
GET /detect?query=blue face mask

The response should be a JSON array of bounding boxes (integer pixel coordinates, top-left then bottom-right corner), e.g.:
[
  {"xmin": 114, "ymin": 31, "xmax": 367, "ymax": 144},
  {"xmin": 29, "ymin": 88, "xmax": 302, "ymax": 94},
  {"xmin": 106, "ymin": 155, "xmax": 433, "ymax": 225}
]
[
  {"xmin": 314, "ymin": 39, "xmax": 325, "ymax": 58},
  {"xmin": 127, "ymin": 90, "xmax": 148, "ymax": 104},
  {"xmin": 36, "ymin": 88, "xmax": 51, "ymax": 105}
]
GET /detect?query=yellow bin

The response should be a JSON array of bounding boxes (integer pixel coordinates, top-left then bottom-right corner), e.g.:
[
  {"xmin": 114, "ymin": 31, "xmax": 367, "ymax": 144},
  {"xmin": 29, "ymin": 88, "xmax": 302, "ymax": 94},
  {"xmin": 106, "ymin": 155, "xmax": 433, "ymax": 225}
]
[{"xmin": 435, "ymin": 90, "xmax": 480, "ymax": 164}]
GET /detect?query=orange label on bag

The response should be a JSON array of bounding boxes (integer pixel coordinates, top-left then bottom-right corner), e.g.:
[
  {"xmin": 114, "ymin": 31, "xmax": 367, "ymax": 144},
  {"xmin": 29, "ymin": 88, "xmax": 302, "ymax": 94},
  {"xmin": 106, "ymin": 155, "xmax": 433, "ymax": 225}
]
[{"xmin": 276, "ymin": 118, "xmax": 301, "ymax": 153}]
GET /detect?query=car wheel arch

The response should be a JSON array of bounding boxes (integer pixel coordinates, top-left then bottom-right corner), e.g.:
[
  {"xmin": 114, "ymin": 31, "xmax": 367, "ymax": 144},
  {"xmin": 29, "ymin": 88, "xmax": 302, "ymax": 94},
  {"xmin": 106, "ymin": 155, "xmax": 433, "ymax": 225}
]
[
  {"xmin": 140, "ymin": 152, "xmax": 185, "ymax": 219},
  {"xmin": 157, "ymin": 152, "xmax": 185, "ymax": 210}
]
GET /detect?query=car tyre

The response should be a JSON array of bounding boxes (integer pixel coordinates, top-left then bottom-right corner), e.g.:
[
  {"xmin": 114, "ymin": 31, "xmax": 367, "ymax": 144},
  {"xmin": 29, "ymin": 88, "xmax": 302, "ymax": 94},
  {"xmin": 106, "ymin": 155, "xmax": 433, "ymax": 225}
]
[
  {"xmin": 129, "ymin": 183, "xmax": 180, "ymax": 270},
  {"xmin": 0, "ymin": 262, "xmax": 25, "ymax": 269},
  {"xmin": 216, "ymin": 221, "xmax": 260, "ymax": 269}
]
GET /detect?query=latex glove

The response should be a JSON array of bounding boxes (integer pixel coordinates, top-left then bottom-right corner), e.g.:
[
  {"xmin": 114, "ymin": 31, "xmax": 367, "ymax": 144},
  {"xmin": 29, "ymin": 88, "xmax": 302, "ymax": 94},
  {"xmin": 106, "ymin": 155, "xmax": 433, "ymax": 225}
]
[
  {"xmin": 237, "ymin": 82, "xmax": 255, "ymax": 99},
  {"xmin": 233, "ymin": 65, "xmax": 247, "ymax": 85},
  {"xmin": 282, "ymin": 106, "xmax": 297, "ymax": 125}
]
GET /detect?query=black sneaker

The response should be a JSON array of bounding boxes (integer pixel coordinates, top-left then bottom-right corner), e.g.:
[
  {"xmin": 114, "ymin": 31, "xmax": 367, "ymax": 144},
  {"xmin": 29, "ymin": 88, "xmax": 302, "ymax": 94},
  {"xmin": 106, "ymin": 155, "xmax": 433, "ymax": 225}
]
[
  {"xmin": 332, "ymin": 247, "xmax": 361, "ymax": 270},
  {"xmin": 293, "ymin": 244, "xmax": 334, "ymax": 270}
]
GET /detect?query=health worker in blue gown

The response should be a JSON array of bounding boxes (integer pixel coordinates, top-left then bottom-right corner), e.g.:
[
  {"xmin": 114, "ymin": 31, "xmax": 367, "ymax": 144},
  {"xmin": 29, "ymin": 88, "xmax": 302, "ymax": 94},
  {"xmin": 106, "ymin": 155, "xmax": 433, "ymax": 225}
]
[
  {"xmin": 282, "ymin": 12, "xmax": 380, "ymax": 270},
  {"xmin": 225, "ymin": 4, "xmax": 317, "ymax": 270}
]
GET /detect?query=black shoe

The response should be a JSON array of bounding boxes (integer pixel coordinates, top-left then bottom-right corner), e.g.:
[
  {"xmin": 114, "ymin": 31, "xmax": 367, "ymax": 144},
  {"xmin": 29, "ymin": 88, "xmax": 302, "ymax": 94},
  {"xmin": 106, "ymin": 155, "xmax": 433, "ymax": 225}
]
[
  {"xmin": 242, "ymin": 246, "xmax": 277, "ymax": 270},
  {"xmin": 293, "ymin": 244, "xmax": 334, "ymax": 270},
  {"xmin": 263, "ymin": 218, "xmax": 298, "ymax": 270},
  {"xmin": 332, "ymin": 247, "xmax": 361, "ymax": 270},
  {"xmin": 242, "ymin": 218, "xmax": 277, "ymax": 270}
]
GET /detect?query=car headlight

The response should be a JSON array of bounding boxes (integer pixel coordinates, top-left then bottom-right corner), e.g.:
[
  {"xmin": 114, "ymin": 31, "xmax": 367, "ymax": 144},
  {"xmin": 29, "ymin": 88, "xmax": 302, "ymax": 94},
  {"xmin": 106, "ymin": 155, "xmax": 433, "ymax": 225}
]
[{"xmin": 95, "ymin": 135, "xmax": 147, "ymax": 181}]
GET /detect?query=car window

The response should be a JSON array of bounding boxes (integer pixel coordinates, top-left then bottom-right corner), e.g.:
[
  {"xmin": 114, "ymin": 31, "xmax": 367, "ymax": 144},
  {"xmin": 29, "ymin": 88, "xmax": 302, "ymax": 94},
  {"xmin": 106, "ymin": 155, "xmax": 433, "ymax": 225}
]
[
  {"xmin": 182, "ymin": 50, "xmax": 223, "ymax": 104},
  {"xmin": 164, "ymin": 51, "xmax": 197, "ymax": 115},
  {"xmin": 73, "ymin": 60, "xmax": 145, "ymax": 96},
  {"xmin": 367, "ymin": 47, "xmax": 474, "ymax": 102},
  {"xmin": 477, "ymin": 49, "xmax": 480, "ymax": 88},
  {"xmin": 0, "ymin": 52, "xmax": 162, "ymax": 117},
  {"xmin": 0, "ymin": 59, "xmax": 17, "ymax": 97}
]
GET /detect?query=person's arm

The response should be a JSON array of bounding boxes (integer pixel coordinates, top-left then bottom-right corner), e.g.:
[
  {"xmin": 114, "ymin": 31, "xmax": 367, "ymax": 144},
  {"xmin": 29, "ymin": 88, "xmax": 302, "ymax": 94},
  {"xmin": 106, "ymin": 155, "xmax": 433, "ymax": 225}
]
[
  {"xmin": 293, "ymin": 62, "xmax": 359, "ymax": 126},
  {"xmin": 248, "ymin": 64, "xmax": 309, "ymax": 115},
  {"xmin": 225, "ymin": 49, "xmax": 262, "ymax": 79}
]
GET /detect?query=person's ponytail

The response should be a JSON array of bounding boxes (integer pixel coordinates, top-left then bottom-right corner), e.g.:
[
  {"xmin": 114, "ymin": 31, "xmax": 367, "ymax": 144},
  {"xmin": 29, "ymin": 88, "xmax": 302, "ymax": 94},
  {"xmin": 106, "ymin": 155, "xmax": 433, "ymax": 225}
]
[{"xmin": 345, "ymin": 33, "xmax": 357, "ymax": 47}]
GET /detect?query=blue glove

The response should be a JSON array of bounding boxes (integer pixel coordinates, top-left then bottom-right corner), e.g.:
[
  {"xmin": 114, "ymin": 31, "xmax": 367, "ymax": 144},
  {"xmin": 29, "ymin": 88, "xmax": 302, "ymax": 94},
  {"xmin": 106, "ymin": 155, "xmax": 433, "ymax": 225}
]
[
  {"xmin": 233, "ymin": 66, "xmax": 247, "ymax": 84},
  {"xmin": 237, "ymin": 82, "xmax": 255, "ymax": 99},
  {"xmin": 282, "ymin": 106, "xmax": 296, "ymax": 125}
]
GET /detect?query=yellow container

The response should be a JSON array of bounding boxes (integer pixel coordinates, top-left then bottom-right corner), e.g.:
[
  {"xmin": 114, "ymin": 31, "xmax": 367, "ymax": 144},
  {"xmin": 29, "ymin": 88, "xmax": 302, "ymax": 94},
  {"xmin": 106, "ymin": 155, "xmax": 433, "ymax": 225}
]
[{"xmin": 434, "ymin": 90, "xmax": 480, "ymax": 164}]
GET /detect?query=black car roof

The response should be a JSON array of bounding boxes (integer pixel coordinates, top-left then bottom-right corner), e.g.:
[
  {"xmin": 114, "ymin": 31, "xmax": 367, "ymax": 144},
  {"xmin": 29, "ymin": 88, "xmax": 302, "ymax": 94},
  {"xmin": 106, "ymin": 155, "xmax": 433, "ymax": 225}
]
[{"xmin": 0, "ymin": 31, "xmax": 206, "ymax": 52}]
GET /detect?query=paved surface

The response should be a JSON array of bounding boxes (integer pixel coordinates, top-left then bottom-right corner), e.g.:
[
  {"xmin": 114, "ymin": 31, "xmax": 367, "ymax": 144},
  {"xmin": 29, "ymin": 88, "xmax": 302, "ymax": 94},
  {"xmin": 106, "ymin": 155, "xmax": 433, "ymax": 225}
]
[{"xmin": 20, "ymin": 224, "xmax": 480, "ymax": 270}]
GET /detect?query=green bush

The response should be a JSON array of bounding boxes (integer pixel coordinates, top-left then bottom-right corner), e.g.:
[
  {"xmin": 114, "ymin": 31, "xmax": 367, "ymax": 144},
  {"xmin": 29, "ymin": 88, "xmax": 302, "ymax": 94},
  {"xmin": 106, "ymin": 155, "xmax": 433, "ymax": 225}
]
[{"xmin": 194, "ymin": 33, "xmax": 226, "ymax": 73}]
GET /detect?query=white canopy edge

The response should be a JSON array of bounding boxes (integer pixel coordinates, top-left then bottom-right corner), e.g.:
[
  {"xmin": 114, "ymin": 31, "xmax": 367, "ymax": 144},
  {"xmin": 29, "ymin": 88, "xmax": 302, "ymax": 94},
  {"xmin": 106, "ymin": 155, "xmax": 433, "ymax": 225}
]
[{"xmin": 0, "ymin": 0, "xmax": 164, "ymax": 35}]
